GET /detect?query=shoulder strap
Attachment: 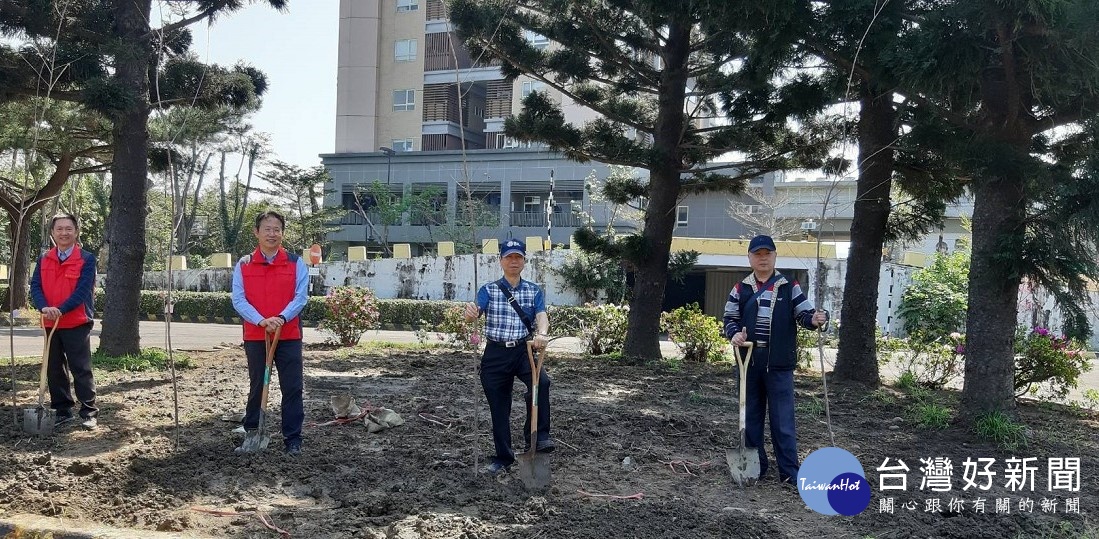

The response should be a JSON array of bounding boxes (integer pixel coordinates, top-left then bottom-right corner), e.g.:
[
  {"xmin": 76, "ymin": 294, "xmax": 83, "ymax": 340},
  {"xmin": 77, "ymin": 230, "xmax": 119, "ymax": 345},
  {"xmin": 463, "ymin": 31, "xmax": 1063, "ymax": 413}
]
[{"xmin": 495, "ymin": 279, "xmax": 534, "ymax": 334}]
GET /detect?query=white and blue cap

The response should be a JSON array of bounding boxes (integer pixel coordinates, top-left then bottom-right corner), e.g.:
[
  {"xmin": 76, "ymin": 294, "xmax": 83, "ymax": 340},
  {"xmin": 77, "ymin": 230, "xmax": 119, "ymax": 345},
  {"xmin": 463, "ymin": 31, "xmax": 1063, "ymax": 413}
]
[{"xmin": 500, "ymin": 238, "xmax": 527, "ymax": 258}]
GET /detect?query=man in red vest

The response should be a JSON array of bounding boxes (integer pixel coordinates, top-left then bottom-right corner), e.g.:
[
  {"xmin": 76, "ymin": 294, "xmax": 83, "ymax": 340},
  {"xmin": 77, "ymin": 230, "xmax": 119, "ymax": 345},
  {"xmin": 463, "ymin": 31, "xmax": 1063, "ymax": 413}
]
[
  {"xmin": 231, "ymin": 211, "xmax": 309, "ymax": 455},
  {"xmin": 30, "ymin": 213, "xmax": 98, "ymax": 429}
]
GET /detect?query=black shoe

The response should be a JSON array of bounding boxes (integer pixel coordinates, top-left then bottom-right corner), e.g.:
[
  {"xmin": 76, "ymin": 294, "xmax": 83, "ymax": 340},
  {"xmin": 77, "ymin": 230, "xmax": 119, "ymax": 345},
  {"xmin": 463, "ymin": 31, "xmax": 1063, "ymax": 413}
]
[
  {"xmin": 285, "ymin": 442, "xmax": 302, "ymax": 456},
  {"xmin": 481, "ymin": 461, "xmax": 510, "ymax": 476},
  {"xmin": 54, "ymin": 415, "xmax": 75, "ymax": 427}
]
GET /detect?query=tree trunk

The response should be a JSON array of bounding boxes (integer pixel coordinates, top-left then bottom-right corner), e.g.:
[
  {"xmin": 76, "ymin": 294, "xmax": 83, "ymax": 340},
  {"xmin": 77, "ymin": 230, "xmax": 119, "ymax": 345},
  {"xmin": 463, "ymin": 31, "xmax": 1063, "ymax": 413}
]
[
  {"xmin": 622, "ymin": 18, "xmax": 691, "ymax": 361},
  {"xmin": 3, "ymin": 216, "xmax": 35, "ymax": 311},
  {"xmin": 833, "ymin": 86, "xmax": 895, "ymax": 387},
  {"xmin": 960, "ymin": 167, "xmax": 1025, "ymax": 418},
  {"xmin": 100, "ymin": 0, "xmax": 152, "ymax": 356}
]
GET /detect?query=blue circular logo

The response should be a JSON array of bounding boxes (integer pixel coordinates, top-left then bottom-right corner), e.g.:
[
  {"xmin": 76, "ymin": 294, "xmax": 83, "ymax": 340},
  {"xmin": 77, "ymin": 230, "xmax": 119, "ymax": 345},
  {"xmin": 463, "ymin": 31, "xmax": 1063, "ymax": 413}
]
[{"xmin": 797, "ymin": 447, "xmax": 871, "ymax": 516}]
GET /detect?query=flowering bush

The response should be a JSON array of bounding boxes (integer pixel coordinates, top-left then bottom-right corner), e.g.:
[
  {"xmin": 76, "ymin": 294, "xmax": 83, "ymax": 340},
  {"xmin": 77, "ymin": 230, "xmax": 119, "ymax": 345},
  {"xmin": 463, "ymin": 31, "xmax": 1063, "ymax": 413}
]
[
  {"xmin": 660, "ymin": 303, "xmax": 726, "ymax": 363},
  {"xmin": 576, "ymin": 303, "xmax": 629, "ymax": 355},
  {"xmin": 319, "ymin": 286, "xmax": 381, "ymax": 346},
  {"xmin": 437, "ymin": 306, "xmax": 484, "ymax": 351},
  {"xmin": 1014, "ymin": 327, "xmax": 1091, "ymax": 400}
]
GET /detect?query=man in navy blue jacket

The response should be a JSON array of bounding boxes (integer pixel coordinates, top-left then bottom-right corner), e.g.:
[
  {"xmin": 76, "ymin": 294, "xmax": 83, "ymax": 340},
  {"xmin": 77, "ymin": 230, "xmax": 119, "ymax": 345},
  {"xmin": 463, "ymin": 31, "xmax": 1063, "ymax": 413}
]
[
  {"xmin": 723, "ymin": 235, "xmax": 827, "ymax": 484},
  {"xmin": 30, "ymin": 213, "xmax": 98, "ymax": 430}
]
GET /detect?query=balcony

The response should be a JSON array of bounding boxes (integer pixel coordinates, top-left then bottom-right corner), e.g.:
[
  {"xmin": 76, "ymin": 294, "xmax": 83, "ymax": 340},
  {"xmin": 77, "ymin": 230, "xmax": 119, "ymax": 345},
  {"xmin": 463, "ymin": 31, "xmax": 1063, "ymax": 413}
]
[{"xmin": 509, "ymin": 211, "xmax": 582, "ymax": 228}]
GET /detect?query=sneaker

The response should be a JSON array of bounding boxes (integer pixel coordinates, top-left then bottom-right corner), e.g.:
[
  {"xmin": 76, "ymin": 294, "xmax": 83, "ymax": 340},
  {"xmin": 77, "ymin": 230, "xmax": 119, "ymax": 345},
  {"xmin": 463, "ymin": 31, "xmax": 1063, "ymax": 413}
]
[
  {"xmin": 80, "ymin": 417, "xmax": 97, "ymax": 430},
  {"xmin": 285, "ymin": 442, "xmax": 302, "ymax": 456},
  {"xmin": 481, "ymin": 461, "xmax": 510, "ymax": 476},
  {"xmin": 54, "ymin": 415, "xmax": 75, "ymax": 427}
]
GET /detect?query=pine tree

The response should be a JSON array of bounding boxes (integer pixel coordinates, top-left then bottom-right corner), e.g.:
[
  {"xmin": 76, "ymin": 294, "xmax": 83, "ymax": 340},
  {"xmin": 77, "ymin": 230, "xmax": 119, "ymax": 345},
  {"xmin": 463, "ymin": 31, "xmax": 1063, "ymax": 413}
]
[
  {"xmin": 0, "ymin": 0, "xmax": 284, "ymax": 354},
  {"xmin": 449, "ymin": 0, "xmax": 837, "ymax": 359}
]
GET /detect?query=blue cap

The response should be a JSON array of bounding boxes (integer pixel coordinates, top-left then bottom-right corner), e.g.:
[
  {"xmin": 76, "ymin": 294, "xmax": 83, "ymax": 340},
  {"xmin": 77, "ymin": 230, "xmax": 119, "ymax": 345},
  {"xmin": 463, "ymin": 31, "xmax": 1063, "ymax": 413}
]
[
  {"xmin": 748, "ymin": 235, "xmax": 777, "ymax": 253},
  {"xmin": 500, "ymin": 238, "xmax": 526, "ymax": 258}
]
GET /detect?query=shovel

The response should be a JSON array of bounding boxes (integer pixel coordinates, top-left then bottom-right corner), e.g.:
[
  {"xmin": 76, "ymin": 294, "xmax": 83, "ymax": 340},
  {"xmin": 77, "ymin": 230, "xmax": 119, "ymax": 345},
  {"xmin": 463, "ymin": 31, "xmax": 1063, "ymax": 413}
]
[
  {"xmin": 237, "ymin": 326, "xmax": 281, "ymax": 453},
  {"xmin": 517, "ymin": 341, "xmax": 551, "ymax": 491},
  {"xmin": 726, "ymin": 341, "xmax": 761, "ymax": 487},
  {"xmin": 23, "ymin": 321, "xmax": 59, "ymax": 436}
]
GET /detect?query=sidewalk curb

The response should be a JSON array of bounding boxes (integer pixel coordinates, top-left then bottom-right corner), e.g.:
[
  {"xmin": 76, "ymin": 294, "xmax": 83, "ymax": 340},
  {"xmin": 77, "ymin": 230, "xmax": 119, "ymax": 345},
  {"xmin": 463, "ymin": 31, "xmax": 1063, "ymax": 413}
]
[{"xmin": 0, "ymin": 513, "xmax": 211, "ymax": 539}]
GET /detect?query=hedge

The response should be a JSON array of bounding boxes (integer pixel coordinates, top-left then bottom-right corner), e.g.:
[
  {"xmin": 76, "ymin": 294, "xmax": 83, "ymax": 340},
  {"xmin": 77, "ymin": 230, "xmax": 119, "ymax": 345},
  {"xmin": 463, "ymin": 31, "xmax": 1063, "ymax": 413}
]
[{"xmin": 4, "ymin": 288, "xmax": 606, "ymax": 331}]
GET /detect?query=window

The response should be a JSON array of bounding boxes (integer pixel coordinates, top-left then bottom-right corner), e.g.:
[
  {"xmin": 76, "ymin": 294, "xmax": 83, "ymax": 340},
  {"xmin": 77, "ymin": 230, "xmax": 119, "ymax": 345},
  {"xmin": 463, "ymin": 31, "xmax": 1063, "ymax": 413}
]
[
  {"xmin": 392, "ymin": 138, "xmax": 414, "ymax": 152},
  {"xmin": 524, "ymin": 29, "xmax": 550, "ymax": 50},
  {"xmin": 676, "ymin": 205, "xmax": 689, "ymax": 226},
  {"xmin": 523, "ymin": 196, "xmax": 541, "ymax": 212},
  {"xmin": 521, "ymin": 80, "xmax": 546, "ymax": 99},
  {"xmin": 395, "ymin": 39, "xmax": 417, "ymax": 62},
  {"xmin": 396, "ymin": 0, "xmax": 418, "ymax": 12},
  {"xmin": 393, "ymin": 89, "xmax": 415, "ymax": 111}
]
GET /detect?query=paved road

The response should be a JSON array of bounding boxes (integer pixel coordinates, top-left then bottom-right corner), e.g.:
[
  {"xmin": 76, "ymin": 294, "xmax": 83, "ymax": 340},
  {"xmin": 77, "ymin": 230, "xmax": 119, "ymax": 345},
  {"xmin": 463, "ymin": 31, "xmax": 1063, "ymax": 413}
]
[{"xmin": 3, "ymin": 321, "xmax": 1095, "ymax": 402}]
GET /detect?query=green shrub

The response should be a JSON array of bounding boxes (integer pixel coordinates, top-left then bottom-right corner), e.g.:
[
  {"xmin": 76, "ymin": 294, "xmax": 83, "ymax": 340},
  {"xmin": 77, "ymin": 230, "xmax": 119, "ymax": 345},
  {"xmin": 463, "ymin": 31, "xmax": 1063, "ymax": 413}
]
[
  {"xmin": 895, "ymin": 370, "xmax": 918, "ymax": 390},
  {"xmin": 319, "ymin": 286, "xmax": 381, "ymax": 346},
  {"xmin": 378, "ymin": 299, "xmax": 460, "ymax": 327},
  {"xmin": 893, "ymin": 334, "xmax": 965, "ymax": 389},
  {"xmin": 1014, "ymin": 326, "xmax": 1091, "ymax": 400},
  {"xmin": 660, "ymin": 303, "xmax": 726, "ymax": 363},
  {"xmin": 896, "ymin": 251, "xmax": 970, "ymax": 341},
  {"xmin": 571, "ymin": 303, "xmax": 629, "ymax": 355},
  {"xmin": 974, "ymin": 411, "xmax": 1027, "ymax": 451}
]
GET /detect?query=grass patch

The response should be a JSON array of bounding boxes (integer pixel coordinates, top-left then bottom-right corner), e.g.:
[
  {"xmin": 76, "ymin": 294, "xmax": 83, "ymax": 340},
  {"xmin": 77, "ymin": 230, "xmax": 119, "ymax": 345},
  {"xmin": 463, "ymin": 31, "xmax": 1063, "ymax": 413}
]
[
  {"xmin": 860, "ymin": 388, "xmax": 897, "ymax": 406},
  {"xmin": 93, "ymin": 347, "xmax": 192, "ymax": 372},
  {"xmin": 796, "ymin": 395, "xmax": 824, "ymax": 416},
  {"xmin": 658, "ymin": 356, "xmax": 683, "ymax": 373},
  {"xmin": 895, "ymin": 370, "xmax": 918, "ymax": 390},
  {"xmin": 974, "ymin": 411, "xmax": 1028, "ymax": 451},
  {"xmin": 908, "ymin": 401, "xmax": 952, "ymax": 429},
  {"xmin": 687, "ymin": 390, "xmax": 725, "ymax": 406}
]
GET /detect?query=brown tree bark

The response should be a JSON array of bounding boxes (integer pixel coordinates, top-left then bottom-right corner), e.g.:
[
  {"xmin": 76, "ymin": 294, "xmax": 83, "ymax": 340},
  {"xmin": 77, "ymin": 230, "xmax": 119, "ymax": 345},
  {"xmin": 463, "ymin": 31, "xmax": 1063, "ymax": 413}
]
[
  {"xmin": 833, "ymin": 85, "xmax": 895, "ymax": 387},
  {"xmin": 622, "ymin": 18, "xmax": 691, "ymax": 360},
  {"xmin": 99, "ymin": 0, "xmax": 152, "ymax": 356}
]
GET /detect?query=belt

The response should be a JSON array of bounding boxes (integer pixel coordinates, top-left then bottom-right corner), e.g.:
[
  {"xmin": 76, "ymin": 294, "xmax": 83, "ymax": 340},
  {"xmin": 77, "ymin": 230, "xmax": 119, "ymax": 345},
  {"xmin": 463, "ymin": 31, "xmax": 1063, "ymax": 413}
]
[{"xmin": 488, "ymin": 337, "xmax": 530, "ymax": 348}]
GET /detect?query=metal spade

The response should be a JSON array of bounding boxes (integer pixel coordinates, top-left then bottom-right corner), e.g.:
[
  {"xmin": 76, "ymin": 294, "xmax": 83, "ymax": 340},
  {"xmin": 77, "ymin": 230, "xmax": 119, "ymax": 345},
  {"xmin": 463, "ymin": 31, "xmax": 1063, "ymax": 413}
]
[
  {"xmin": 517, "ymin": 341, "xmax": 551, "ymax": 490},
  {"xmin": 727, "ymin": 342, "xmax": 761, "ymax": 486}
]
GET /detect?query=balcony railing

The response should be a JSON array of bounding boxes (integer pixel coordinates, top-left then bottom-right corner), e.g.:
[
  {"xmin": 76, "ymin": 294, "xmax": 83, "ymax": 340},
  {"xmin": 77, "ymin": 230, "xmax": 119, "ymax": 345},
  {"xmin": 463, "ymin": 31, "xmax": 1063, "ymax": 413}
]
[{"xmin": 509, "ymin": 211, "xmax": 582, "ymax": 228}]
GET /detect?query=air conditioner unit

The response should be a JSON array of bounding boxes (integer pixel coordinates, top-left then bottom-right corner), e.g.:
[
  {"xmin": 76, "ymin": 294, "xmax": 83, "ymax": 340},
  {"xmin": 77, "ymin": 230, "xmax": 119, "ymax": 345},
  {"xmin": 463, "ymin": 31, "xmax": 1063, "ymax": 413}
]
[{"xmin": 800, "ymin": 221, "xmax": 818, "ymax": 231}]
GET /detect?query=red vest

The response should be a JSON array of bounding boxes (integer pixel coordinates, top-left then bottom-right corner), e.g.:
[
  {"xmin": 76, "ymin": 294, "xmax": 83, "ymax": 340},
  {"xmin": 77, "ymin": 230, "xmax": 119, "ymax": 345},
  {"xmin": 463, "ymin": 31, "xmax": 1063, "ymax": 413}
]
[
  {"xmin": 39, "ymin": 246, "xmax": 92, "ymax": 329},
  {"xmin": 241, "ymin": 247, "xmax": 302, "ymax": 341}
]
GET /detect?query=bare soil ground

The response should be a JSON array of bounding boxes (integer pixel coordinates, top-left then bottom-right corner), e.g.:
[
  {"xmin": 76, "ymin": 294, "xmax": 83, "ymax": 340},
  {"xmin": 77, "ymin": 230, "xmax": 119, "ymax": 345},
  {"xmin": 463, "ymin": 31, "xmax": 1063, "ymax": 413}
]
[{"xmin": 0, "ymin": 345, "xmax": 1096, "ymax": 538}]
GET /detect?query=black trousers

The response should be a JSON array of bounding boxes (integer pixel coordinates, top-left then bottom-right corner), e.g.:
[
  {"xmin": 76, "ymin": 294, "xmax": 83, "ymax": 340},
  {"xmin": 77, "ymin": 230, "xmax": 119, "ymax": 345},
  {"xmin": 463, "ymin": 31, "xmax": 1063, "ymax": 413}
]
[
  {"xmin": 48, "ymin": 322, "xmax": 97, "ymax": 419},
  {"xmin": 480, "ymin": 342, "xmax": 551, "ymax": 466},
  {"xmin": 243, "ymin": 339, "xmax": 304, "ymax": 446}
]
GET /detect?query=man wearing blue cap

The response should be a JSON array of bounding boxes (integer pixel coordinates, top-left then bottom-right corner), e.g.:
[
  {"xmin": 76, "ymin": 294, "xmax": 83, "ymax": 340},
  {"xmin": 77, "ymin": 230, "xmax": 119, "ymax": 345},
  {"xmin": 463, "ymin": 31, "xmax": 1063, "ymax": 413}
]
[
  {"xmin": 463, "ymin": 238, "xmax": 553, "ymax": 475},
  {"xmin": 723, "ymin": 235, "xmax": 828, "ymax": 485}
]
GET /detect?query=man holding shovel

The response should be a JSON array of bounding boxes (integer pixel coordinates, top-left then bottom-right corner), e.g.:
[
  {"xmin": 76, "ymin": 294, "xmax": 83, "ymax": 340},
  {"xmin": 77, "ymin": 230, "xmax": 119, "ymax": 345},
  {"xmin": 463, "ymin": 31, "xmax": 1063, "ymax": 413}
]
[
  {"xmin": 231, "ymin": 211, "xmax": 309, "ymax": 455},
  {"xmin": 30, "ymin": 213, "xmax": 98, "ymax": 430},
  {"xmin": 723, "ymin": 235, "xmax": 827, "ymax": 485},
  {"xmin": 463, "ymin": 238, "xmax": 553, "ymax": 476}
]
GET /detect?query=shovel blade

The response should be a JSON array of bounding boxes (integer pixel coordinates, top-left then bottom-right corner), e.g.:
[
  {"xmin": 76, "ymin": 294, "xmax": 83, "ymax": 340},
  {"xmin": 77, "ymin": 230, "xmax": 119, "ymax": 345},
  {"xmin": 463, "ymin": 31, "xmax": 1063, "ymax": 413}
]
[
  {"xmin": 517, "ymin": 452, "xmax": 551, "ymax": 491},
  {"xmin": 726, "ymin": 446, "xmax": 761, "ymax": 487},
  {"xmin": 235, "ymin": 415, "xmax": 270, "ymax": 453},
  {"xmin": 22, "ymin": 407, "xmax": 54, "ymax": 436}
]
